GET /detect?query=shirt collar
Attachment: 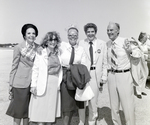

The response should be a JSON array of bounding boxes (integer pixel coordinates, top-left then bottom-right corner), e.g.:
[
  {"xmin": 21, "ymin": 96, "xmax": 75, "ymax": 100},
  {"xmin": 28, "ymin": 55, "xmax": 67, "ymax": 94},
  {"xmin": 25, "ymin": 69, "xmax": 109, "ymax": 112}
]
[
  {"xmin": 112, "ymin": 36, "xmax": 120, "ymax": 45},
  {"xmin": 26, "ymin": 41, "xmax": 35, "ymax": 48},
  {"xmin": 86, "ymin": 38, "xmax": 97, "ymax": 45},
  {"xmin": 66, "ymin": 42, "xmax": 78, "ymax": 50}
]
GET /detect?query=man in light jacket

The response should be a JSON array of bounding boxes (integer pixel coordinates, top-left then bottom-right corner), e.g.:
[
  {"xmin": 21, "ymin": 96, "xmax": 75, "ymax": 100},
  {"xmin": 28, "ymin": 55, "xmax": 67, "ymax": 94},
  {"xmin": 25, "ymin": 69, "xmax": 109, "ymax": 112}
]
[{"xmin": 79, "ymin": 23, "xmax": 107, "ymax": 125}]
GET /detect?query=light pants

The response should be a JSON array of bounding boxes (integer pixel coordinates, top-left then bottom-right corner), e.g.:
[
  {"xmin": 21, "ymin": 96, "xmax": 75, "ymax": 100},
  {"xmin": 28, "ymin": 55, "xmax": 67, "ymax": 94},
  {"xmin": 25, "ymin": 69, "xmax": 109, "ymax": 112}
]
[
  {"xmin": 88, "ymin": 70, "xmax": 99, "ymax": 125},
  {"xmin": 136, "ymin": 61, "xmax": 148, "ymax": 95},
  {"xmin": 108, "ymin": 71, "xmax": 135, "ymax": 125},
  {"xmin": 136, "ymin": 76, "xmax": 147, "ymax": 95}
]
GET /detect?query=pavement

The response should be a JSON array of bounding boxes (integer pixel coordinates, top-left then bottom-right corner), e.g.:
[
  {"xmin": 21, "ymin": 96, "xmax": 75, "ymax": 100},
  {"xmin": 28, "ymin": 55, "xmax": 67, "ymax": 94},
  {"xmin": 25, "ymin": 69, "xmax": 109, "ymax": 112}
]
[{"xmin": 0, "ymin": 49, "xmax": 150, "ymax": 125}]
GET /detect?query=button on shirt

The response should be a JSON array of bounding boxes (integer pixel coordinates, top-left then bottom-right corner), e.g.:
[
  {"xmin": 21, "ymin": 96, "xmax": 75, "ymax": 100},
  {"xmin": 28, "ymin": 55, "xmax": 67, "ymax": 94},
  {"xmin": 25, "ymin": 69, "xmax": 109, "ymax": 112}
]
[
  {"xmin": 107, "ymin": 37, "xmax": 130, "ymax": 70},
  {"xmin": 60, "ymin": 41, "xmax": 87, "ymax": 67}
]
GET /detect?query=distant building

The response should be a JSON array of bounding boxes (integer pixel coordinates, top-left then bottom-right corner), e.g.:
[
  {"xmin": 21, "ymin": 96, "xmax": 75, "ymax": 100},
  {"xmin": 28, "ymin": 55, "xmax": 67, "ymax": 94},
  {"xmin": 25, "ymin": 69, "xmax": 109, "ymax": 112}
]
[{"xmin": 0, "ymin": 43, "xmax": 18, "ymax": 48}]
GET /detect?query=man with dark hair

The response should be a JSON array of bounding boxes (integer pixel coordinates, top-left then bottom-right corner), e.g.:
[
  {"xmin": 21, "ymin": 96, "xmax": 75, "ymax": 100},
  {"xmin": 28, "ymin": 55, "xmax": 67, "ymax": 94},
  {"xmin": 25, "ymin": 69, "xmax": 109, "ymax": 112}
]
[
  {"xmin": 107, "ymin": 22, "xmax": 135, "ymax": 125},
  {"xmin": 79, "ymin": 23, "xmax": 107, "ymax": 125}
]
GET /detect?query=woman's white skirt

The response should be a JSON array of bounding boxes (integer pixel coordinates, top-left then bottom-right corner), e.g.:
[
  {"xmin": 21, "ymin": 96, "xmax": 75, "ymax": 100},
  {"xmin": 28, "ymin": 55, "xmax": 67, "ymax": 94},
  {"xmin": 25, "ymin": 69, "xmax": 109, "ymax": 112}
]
[{"xmin": 29, "ymin": 75, "xmax": 61, "ymax": 123}]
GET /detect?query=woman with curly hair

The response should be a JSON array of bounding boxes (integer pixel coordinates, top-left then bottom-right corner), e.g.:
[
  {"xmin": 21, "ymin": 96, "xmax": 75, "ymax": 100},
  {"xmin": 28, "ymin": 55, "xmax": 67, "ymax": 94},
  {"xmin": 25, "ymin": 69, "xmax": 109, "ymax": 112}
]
[{"xmin": 29, "ymin": 31, "xmax": 63, "ymax": 125}]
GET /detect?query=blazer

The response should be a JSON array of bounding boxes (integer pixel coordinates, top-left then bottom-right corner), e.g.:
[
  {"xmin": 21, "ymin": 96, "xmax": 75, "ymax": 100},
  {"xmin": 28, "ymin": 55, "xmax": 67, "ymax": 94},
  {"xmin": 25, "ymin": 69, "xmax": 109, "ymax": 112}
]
[
  {"xmin": 31, "ymin": 48, "xmax": 63, "ymax": 96},
  {"xmin": 9, "ymin": 41, "xmax": 39, "ymax": 88},
  {"xmin": 79, "ymin": 38, "xmax": 107, "ymax": 88},
  {"xmin": 70, "ymin": 64, "xmax": 91, "ymax": 89}
]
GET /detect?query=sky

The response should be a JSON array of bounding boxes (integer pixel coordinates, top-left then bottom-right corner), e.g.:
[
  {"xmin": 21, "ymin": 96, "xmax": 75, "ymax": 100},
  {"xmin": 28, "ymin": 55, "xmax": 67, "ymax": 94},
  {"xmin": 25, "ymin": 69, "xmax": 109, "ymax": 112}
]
[{"xmin": 0, "ymin": 0, "xmax": 150, "ymax": 44}]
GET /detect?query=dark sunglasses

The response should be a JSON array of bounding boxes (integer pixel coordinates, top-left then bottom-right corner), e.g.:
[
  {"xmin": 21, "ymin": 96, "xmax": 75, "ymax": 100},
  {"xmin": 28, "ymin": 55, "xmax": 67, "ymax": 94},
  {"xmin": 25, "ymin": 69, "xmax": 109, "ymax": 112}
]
[{"xmin": 49, "ymin": 38, "xmax": 58, "ymax": 41}]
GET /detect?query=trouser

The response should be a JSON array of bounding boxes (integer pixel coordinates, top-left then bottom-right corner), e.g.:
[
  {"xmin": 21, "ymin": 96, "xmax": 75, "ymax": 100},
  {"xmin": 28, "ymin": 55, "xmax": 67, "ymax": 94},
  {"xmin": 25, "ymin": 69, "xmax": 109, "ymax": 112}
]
[
  {"xmin": 108, "ymin": 71, "xmax": 135, "ymax": 125},
  {"xmin": 136, "ymin": 76, "xmax": 147, "ymax": 95},
  {"xmin": 136, "ymin": 61, "xmax": 149, "ymax": 95},
  {"xmin": 88, "ymin": 70, "xmax": 99, "ymax": 125}
]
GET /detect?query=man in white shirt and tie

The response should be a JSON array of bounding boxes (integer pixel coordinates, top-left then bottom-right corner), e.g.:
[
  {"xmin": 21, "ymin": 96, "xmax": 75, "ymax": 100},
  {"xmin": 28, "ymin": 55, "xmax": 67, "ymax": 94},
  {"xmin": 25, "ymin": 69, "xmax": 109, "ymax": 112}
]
[
  {"xmin": 79, "ymin": 23, "xmax": 107, "ymax": 125},
  {"xmin": 60, "ymin": 25, "xmax": 88, "ymax": 125},
  {"xmin": 107, "ymin": 22, "xmax": 135, "ymax": 125}
]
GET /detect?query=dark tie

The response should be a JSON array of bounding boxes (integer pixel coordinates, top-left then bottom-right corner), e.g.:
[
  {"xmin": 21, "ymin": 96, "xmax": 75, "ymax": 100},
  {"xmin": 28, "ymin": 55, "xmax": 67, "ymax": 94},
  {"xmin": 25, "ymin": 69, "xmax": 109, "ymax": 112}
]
[
  {"xmin": 111, "ymin": 43, "xmax": 118, "ymax": 69},
  {"xmin": 69, "ymin": 46, "xmax": 75, "ymax": 64},
  {"xmin": 89, "ymin": 42, "xmax": 93, "ymax": 66}
]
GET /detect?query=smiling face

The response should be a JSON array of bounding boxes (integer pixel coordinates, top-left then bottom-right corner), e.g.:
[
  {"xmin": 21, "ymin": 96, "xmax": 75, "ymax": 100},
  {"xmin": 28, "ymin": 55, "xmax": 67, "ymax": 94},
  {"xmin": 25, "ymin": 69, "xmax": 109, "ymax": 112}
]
[
  {"xmin": 86, "ymin": 28, "xmax": 96, "ymax": 42},
  {"xmin": 107, "ymin": 23, "xmax": 119, "ymax": 41},
  {"xmin": 47, "ymin": 35, "xmax": 58, "ymax": 49},
  {"xmin": 68, "ymin": 28, "xmax": 78, "ymax": 46},
  {"xmin": 24, "ymin": 28, "xmax": 36, "ymax": 44}
]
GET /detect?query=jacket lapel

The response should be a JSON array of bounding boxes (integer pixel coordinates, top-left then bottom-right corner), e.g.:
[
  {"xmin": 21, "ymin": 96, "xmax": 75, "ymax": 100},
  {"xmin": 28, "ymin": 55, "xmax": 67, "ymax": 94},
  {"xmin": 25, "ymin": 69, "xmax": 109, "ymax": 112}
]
[
  {"xmin": 42, "ymin": 48, "xmax": 48, "ymax": 65},
  {"xmin": 95, "ymin": 40, "xmax": 102, "ymax": 63}
]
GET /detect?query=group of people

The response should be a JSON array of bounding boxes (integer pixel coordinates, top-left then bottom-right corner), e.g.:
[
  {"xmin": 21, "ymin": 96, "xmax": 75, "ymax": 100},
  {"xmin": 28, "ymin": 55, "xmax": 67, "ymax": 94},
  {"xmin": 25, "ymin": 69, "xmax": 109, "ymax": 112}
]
[{"xmin": 6, "ymin": 22, "xmax": 149, "ymax": 125}]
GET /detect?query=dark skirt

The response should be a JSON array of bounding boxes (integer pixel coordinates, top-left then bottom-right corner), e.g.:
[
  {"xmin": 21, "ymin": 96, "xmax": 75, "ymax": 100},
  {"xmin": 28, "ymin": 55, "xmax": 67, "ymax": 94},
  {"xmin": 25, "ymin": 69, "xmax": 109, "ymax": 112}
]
[
  {"xmin": 60, "ymin": 68, "xmax": 84, "ymax": 113},
  {"xmin": 6, "ymin": 86, "xmax": 31, "ymax": 119}
]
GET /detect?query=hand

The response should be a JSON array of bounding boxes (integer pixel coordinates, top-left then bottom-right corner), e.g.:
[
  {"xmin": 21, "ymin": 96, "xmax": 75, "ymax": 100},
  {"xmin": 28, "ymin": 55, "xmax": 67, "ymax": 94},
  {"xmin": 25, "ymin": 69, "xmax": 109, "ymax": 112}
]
[
  {"xmin": 101, "ymin": 80, "xmax": 107, "ymax": 84},
  {"xmin": 67, "ymin": 65, "xmax": 71, "ymax": 70},
  {"xmin": 36, "ymin": 46, "xmax": 43, "ymax": 55},
  {"xmin": 9, "ymin": 85, "xmax": 12, "ymax": 93},
  {"xmin": 124, "ymin": 39, "xmax": 132, "ymax": 53},
  {"xmin": 99, "ymin": 83, "xmax": 103, "ymax": 93},
  {"xmin": 99, "ymin": 80, "xmax": 107, "ymax": 92},
  {"xmin": 30, "ymin": 87, "xmax": 37, "ymax": 96},
  {"xmin": 124, "ymin": 39, "xmax": 130, "ymax": 48},
  {"xmin": 8, "ymin": 85, "xmax": 13, "ymax": 100}
]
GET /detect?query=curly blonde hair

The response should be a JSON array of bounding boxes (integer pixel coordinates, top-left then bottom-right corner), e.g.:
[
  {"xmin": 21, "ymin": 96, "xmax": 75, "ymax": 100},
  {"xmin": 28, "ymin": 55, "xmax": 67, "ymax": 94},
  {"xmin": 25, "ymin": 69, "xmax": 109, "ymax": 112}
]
[{"xmin": 40, "ymin": 31, "xmax": 61, "ymax": 54}]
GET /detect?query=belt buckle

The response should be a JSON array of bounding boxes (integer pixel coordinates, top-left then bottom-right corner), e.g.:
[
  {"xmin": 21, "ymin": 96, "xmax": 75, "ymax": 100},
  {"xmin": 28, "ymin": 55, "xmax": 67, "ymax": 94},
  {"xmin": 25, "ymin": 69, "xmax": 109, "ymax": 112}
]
[
  {"xmin": 112, "ymin": 69, "xmax": 115, "ymax": 73},
  {"xmin": 111, "ymin": 68, "xmax": 115, "ymax": 73}
]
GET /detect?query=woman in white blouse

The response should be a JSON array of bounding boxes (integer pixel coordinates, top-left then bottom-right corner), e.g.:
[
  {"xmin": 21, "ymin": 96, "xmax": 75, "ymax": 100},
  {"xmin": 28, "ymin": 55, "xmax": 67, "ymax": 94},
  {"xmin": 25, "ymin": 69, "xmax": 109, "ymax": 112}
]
[{"xmin": 29, "ymin": 31, "xmax": 62, "ymax": 125}]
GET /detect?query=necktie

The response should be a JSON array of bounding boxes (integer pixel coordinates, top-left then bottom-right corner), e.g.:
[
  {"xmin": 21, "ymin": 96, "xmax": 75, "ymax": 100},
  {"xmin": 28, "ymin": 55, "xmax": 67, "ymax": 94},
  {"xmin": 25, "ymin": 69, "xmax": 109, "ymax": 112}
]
[
  {"xmin": 111, "ymin": 42, "xmax": 118, "ymax": 69},
  {"xmin": 69, "ymin": 46, "xmax": 75, "ymax": 64},
  {"xmin": 89, "ymin": 42, "xmax": 93, "ymax": 66}
]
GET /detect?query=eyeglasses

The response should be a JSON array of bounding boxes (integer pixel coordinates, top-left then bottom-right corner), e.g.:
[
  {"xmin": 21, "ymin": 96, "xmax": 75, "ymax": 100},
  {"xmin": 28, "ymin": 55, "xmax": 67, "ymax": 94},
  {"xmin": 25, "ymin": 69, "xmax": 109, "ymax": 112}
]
[
  {"xmin": 48, "ymin": 38, "xmax": 58, "ymax": 42},
  {"xmin": 68, "ymin": 35, "xmax": 78, "ymax": 38}
]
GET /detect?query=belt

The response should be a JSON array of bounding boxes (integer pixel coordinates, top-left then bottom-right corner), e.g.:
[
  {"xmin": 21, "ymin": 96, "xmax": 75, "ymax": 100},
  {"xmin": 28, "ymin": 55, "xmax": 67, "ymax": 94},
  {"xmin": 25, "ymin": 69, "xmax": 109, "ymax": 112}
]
[
  {"xmin": 108, "ymin": 69, "xmax": 130, "ymax": 73},
  {"xmin": 90, "ymin": 67, "xmax": 96, "ymax": 70}
]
